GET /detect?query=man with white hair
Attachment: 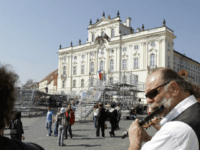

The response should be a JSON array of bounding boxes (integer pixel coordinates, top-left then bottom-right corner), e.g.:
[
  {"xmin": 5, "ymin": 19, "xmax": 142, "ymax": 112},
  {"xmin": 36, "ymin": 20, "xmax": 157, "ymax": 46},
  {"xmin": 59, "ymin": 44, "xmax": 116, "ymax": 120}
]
[
  {"xmin": 128, "ymin": 68, "xmax": 200, "ymax": 150},
  {"xmin": 57, "ymin": 107, "xmax": 67, "ymax": 146}
]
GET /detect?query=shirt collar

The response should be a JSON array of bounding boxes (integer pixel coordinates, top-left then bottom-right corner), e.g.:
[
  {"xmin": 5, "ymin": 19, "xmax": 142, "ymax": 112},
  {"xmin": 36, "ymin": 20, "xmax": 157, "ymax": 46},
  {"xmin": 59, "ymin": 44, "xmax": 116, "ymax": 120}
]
[{"xmin": 160, "ymin": 95, "xmax": 197, "ymax": 126}]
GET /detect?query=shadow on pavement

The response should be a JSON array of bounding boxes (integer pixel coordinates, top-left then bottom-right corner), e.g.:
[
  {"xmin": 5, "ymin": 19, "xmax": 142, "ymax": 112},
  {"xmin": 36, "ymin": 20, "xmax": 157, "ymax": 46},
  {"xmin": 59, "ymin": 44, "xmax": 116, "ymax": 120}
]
[
  {"xmin": 74, "ymin": 129, "xmax": 94, "ymax": 131},
  {"xmin": 66, "ymin": 144, "xmax": 101, "ymax": 147}
]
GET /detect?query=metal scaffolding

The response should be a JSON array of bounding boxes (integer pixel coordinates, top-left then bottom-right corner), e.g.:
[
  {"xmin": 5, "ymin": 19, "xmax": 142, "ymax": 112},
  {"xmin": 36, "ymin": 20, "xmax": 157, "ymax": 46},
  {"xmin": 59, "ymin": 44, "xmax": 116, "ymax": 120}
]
[{"xmin": 75, "ymin": 72, "xmax": 145, "ymax": 121}]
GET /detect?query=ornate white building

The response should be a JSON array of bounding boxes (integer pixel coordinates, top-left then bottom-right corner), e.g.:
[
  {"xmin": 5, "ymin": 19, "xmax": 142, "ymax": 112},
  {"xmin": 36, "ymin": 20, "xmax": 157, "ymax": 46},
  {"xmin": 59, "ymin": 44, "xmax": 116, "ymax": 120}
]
[{"xmin": 57, "ymin": 11, "xmax": 200, "ymax": 103}]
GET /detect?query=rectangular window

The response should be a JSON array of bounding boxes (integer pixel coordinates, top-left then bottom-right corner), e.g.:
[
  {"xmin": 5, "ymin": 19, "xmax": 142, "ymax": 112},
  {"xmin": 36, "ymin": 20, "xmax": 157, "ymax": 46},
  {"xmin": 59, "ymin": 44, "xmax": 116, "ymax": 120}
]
[
  {"xmin": 134, "ymin": 58, "xmax": 138, "ymax": 68},
  {"xmin": 81, "ymin": 65, "xmax": 84, "ymax": 74},
  {"xmin": 81, "ymin": 80, "xmax": 84, "ymax": 87},
  {"xmin": 74, "ymin": 56, "xmax": 77, "ymax": 60},
  {"xmin": 123, "ymin": 60, "xmax": 127, "ymax": 69},
  {"xmin": 91, "ymin": 62, "xmax": 94, "ymax": 73},
  {"xmin": 90, "ymin": 78, "xmax": 94, "ymax": 86},
  {"xmin": 168, "ymin": 56, "xmax": 170, "ymax": 67},
  {"xmin": 134, "ymin": 45, "xmax": 138, "ymax": 50},
  {"xmin": 62, "ymin": 57, "xmax": 66, "ymax": 62},
  {"xmin": 110, "ymin": 77, "xmax": 113, "ymax": 83},
  {"xmin": 73, "ymin": 66, "xmax": 76, "ymax": 75},
  {"xmin": 73, "ymin": 80, "xmax": 76, "ymax": 87},
  {"xmin": 123, "ymin": 47, "xmax": 127, "ymax": 52},
  {"xmin": 62, "ymin": 81, "xmax": 65, "ymax": 88}
]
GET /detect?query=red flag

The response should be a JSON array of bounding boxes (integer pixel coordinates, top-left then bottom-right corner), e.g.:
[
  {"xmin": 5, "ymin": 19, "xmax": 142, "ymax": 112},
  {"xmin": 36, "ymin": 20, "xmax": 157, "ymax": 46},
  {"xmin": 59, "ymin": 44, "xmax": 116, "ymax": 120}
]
[{"xmin": 99, "ymin": 72, "xmax": 101, "ymax": 79}]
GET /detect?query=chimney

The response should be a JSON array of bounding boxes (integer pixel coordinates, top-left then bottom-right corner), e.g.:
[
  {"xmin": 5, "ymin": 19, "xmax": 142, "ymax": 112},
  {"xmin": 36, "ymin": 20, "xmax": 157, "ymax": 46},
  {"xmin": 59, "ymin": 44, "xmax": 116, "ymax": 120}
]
[{"xmin": 126, "ymin": 17, "xmax": 131, "ymax": 27}]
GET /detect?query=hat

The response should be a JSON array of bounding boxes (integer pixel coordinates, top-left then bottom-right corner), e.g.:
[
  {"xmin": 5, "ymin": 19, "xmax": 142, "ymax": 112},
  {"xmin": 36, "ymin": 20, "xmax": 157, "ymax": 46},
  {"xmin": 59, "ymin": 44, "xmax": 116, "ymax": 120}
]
[{"xmin": 61, "ymin": 108, "xmax": 65, "ymax": 113}]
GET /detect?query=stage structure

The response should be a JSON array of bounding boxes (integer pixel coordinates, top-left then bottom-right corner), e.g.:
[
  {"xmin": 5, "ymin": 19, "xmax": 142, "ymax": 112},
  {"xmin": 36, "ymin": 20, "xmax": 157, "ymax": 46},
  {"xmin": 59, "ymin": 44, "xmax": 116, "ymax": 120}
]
[{"xmin": 75, "ymin": 71, "xmax": 145, "ymax": 122}]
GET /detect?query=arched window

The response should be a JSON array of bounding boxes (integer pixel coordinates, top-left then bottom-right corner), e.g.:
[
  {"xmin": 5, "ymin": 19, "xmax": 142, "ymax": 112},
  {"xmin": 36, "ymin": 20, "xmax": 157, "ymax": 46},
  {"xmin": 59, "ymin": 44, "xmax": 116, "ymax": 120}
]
[
  {"xmin": 91, "ymin": 62, "xmax": 94, "ymax": 73},
  {"xmin": 150, "ymin": 54, "xmax": 155, "ymax": 66},
  {"xmin": 100, "ymin": 61, "xmax": 104, "ymax": 71},
  {"xmin": 92, "ymin": 34, "xmax": 95, "ymax": 42},
  {"xmin": 110, "ymin": 59, "xmax": 114, "ymax": 71},
  {"xmin": 101, "ymin": 31, "xmax": 104, "ymax": 37},
  {"xmin": 81, "ymin": 79, "xmax": 84, "ymax": 87},
  {"xmin": 111, "ymin": 29, "xmax": 115, "ymax": 38},
  {"xmin": 63, "ymin": 66, "xmax": 66, "ymax": 75}
]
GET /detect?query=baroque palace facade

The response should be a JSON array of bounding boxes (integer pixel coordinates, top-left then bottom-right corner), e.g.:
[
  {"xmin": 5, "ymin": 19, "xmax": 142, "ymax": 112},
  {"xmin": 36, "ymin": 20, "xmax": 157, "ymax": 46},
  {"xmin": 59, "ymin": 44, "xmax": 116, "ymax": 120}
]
[{"xmin": 57, "ymin": 11, "xmax": 200, "ymax": 101}]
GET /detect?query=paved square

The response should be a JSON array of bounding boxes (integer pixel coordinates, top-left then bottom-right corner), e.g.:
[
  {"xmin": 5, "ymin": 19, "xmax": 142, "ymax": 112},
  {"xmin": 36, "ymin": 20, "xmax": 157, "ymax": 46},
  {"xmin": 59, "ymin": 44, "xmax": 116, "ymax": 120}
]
[{"xmin": 4, "ymin": 108, "xmax": 157, "ymax": 150}]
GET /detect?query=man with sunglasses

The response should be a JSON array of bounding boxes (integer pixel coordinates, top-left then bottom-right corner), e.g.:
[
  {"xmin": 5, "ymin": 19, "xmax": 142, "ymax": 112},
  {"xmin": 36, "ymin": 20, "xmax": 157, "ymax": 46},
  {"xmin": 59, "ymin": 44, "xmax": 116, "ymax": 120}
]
[{"xmin": 128, "ymin": 68, "xmax": 200, "ymax": 150}]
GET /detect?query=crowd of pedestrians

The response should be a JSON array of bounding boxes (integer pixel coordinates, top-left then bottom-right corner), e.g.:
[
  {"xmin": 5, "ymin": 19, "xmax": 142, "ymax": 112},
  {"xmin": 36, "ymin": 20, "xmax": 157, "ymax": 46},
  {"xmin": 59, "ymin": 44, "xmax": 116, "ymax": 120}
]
[
  {"xmin": 93, "ymin": 102, "xmax": 122, "ymax": 138},
  {"xmin": 45, "ymin": 104, "xmax": 75, "ymax": 146}
]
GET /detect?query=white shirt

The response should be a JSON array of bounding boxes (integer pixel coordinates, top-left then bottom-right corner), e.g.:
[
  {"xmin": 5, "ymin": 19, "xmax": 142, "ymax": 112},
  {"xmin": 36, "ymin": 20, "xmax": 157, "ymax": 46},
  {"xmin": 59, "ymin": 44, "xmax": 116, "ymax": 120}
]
[
  {"xmin": 94, "ymin": 108, "xmax": 99, "ymax": 116},
  {"xmin": 142, "ymin": 95, "xmax": 199, "ymax": 150}
]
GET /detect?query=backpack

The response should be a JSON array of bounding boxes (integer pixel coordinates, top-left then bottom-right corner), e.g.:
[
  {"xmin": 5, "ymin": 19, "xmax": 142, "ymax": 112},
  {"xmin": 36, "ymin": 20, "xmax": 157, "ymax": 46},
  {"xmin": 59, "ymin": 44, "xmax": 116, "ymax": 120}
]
[{"xmin": 61, "ymin": 113, "xmax": 68, "ymax": 126}]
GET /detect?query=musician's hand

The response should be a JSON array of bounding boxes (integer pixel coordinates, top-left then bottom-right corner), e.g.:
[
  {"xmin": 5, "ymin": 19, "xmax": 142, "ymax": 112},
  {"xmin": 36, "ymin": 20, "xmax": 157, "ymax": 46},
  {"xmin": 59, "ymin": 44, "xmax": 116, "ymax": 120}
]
[
  {"xmin": 129, "ymin": 119, "xmax": 151, "ymax": 145},
  {"xmin": 151, "ymin": 117, "xmax": 161, "ymax": 131}
]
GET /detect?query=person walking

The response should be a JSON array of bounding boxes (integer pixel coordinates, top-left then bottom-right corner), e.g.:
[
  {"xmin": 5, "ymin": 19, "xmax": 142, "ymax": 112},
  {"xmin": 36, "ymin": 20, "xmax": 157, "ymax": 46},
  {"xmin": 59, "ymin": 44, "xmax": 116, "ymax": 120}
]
[
  {"xmin": 96, "ymin": 103, "xmax": 106, "ymax": 137},
  {"xmin": 10, "ymin": 111, "xmax": 25, "ymax": 141},
  {"xmin": 65, "ymin": 105, "xmax": 75, "ymax": 139},
  {"xmin": 115, "ymin": 103, "xmax": 121, "ymax": 130},
  {"xmin": 57, "ymin": 108, "xmax": 68, "ymax": 146},
  {"xmin": 46, "ymin": 106, "xmax": 54, "ymax": 136},
  {"xmin": 109, "ymin": 103, "xmax": 118, "ymax": 137},
  {"xmin": 53, "ymin": 107, "xmax": 61, "ymax": 137},
  {"xmin": 93, "ymin": 104, "xmax": 99, "ymax": 128}
]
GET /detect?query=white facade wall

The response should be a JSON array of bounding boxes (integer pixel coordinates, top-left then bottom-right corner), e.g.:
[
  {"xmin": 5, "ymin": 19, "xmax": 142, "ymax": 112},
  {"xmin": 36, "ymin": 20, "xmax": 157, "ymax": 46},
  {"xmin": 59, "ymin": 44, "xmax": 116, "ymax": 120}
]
[{"xmin": 57, "ymin": 15, "xmax": 200, "ymax": 104}]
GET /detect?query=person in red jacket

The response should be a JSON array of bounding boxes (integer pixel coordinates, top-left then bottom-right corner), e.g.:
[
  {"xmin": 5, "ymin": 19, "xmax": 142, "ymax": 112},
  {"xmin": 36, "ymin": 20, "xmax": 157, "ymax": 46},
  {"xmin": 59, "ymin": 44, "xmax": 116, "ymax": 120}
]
[{"xmin": 65, "ymin": 105, "xmax": 75, "ymax": 139}]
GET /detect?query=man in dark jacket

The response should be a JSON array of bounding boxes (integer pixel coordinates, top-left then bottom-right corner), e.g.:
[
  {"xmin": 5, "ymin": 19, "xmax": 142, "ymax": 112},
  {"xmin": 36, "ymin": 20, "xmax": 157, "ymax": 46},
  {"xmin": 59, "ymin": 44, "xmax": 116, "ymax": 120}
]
[
  {"xmin": 109, "ymin": 103, "xmax": 118, "ymax": 137},
  {"xmin": 10, "ymin": 111, "xmax": 24, "ymax": 141},
  {"xmin": 96, "ymin": 103, "xmax": 106, "ymax": 137}
]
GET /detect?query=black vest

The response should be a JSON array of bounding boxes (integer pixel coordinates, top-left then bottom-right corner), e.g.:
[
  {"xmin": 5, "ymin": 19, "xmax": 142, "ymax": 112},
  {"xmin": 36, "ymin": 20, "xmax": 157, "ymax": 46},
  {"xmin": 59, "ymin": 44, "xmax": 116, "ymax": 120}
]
[{"xmin": 172, "ymin": 102, "xmax": 200, "ymax": 149}]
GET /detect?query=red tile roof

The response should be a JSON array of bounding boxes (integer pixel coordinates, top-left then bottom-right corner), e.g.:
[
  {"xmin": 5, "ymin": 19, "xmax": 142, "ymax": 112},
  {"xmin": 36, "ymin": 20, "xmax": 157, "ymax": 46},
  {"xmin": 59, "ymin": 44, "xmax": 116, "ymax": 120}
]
[{"xmin": 40, "ymin": 69, "xmax": 58, "ymax": 83}]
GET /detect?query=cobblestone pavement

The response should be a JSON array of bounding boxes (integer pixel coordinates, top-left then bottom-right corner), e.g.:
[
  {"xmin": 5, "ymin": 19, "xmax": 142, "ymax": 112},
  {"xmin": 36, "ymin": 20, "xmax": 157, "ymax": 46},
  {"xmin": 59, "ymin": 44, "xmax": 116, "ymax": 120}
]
[{"xmin": 4, "ymin": 108, "xmax": 157, "ymax": 150}]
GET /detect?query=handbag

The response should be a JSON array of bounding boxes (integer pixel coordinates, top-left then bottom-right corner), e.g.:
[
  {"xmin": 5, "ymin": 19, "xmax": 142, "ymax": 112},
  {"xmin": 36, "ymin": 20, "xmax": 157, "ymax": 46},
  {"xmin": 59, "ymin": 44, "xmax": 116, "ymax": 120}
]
[{"xmin": 104, "ymin": 123, "xmax": 107, "ymax": 130}]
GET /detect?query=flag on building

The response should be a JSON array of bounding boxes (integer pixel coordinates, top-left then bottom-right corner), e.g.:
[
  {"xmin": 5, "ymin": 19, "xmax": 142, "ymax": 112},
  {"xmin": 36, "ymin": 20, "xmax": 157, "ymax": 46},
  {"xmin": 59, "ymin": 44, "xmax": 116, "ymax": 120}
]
[{"xmin": 98, "ymin": 70, "xmax": 101, "ymax": 79}]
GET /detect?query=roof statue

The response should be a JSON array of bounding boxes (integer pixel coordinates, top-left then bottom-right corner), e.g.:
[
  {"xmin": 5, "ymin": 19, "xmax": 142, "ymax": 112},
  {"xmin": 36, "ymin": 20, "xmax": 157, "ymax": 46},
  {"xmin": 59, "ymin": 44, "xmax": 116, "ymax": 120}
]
[{"xmin": 163, "ymin": 19, "xmax": 166, "ymax": 27}]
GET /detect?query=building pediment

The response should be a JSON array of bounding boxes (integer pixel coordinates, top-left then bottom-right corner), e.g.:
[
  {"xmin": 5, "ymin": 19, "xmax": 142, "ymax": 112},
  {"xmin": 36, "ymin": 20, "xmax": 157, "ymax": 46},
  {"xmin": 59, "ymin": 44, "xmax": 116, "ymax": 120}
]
[
  {"xmin": 149, "ymin": 49, "xmax": 157, "ymax": 53},
  {"xmin": 122, "ymin": 53, "xmax": 128, "ymax": 58},
  {"xmin": 90, "ymin": 18, "xmax": 116, "ymax": 28},
  {"xmin": 133, "ymin": 51, "xmax": 140, "ymax": 57},
  {"xmin": 109, "ymin": 55, "xmax": 114, "ymax": 59},
  {"xmin": 99, "ymin": 56, "xmax": 106, "ymax": 60},
  {"xmin": 73, "ymin": 62, "xmax": 78, "ymax": 65},
  {"xmin": 81, "ymin": 60, "xmax": 85, "ymax": 64}
]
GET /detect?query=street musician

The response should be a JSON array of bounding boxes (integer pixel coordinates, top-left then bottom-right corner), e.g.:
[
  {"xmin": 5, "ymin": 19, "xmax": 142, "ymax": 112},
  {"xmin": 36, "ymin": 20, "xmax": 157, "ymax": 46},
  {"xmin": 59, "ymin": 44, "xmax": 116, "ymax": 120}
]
[{"xmin": 128, "ymin": 68, "xmax": 200, "ymax": 150}]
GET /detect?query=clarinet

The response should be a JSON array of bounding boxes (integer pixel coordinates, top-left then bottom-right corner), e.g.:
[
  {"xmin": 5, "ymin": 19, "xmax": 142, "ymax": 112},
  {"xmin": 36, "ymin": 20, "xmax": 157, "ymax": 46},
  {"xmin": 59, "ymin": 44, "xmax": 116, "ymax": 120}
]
[{"xmin": 122, "ymin": 105, "xmax": 165, "ymax": 139}]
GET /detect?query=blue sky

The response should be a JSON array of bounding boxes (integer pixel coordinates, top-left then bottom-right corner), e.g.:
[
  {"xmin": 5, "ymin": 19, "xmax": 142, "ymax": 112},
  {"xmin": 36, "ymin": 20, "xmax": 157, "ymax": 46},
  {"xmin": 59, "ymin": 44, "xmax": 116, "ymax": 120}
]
[{"xmin": 0, "ymin": 0, "xmax": 200, "ymax": 85}]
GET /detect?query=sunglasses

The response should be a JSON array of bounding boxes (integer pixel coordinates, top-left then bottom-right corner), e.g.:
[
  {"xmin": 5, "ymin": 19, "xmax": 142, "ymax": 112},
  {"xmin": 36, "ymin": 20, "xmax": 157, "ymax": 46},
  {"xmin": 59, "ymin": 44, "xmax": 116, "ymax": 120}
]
[{"xmin": 145, "ymin": 82, "xmax": 170, "ymax": 99}]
